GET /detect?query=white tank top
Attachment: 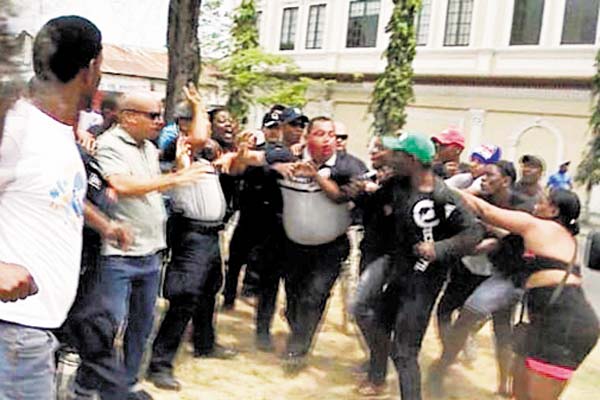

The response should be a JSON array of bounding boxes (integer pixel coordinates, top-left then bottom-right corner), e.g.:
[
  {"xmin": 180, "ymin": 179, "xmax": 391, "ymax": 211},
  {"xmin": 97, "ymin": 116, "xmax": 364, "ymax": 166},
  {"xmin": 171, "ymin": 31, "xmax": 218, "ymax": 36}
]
[{"xmin": 279, "ymin": 177, "xmax": 351, "ymax": 246}]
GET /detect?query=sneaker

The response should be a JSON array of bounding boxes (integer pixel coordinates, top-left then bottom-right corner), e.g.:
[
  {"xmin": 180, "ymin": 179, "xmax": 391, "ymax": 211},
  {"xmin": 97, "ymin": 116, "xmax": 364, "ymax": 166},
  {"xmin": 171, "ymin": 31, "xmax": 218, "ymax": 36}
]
[
  {"xmin": 126, "ymin": 389, "xmax": 153, "ymax": 400},
  {"xmin": 146, "ymin": 371, "xmax": 181, "ymax": 391},
  {"xmin": 356, "ymin": 381, "xmax": 387, "ymax": 398},
  {"xmin": 194, "ymin": 343, "xmax": 238, "ymax": 359}
]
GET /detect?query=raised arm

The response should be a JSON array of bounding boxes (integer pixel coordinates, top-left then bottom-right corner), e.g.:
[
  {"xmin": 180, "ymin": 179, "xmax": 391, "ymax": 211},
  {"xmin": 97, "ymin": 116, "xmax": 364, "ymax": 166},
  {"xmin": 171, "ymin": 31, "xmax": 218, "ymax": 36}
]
[
  {"xmin": 106, "ymin": 164, "xmax": 209, "ymax": 197},
  {"xmin": 458, "ymin": 189, "xmax": 540, "ymax": 237},
  {"xmin": 182, "ymin": 83, "xmax": 211, "ymax": 151}
]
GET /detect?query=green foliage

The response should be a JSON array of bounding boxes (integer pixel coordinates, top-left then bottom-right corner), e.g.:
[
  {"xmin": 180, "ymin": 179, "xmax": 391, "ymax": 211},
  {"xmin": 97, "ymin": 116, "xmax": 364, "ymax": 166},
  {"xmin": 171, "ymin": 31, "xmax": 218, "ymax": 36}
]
[
  {"xmin": 257, "ymin": 77, "xmax": 313, "ymax": 108},
  {"xmin": 576, "ymin": 49, "xmax": 600, "ymax": 187},
  {"xmin": 223, "ymin": 0, "xmax": 311, "ymax": 123},
  {"xmin": 369, "ymin": 0, "xmax": 421, "ymax": 136},
  {"xmin": 230, "ymin": 0, "xmax": 258, "ymax": 50}
]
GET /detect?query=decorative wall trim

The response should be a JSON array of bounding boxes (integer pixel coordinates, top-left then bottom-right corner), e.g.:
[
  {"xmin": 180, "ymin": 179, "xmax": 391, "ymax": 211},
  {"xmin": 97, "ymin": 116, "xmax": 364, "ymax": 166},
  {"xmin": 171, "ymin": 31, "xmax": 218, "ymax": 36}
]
[{"xmin": 506, "ymin": 118, "xmax": 565, "ymax": 169}]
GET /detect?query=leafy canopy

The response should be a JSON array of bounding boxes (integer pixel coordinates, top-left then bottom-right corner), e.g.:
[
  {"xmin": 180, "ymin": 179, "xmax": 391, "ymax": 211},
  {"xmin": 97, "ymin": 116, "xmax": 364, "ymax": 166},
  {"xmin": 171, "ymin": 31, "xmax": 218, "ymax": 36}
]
[
  {"xmin": 370, "ymin": 0, "xmax": 421, "ymax": 136},
  {"xmin": 576, "ymin": 49, "xmax": 600, "ymax": 187}
]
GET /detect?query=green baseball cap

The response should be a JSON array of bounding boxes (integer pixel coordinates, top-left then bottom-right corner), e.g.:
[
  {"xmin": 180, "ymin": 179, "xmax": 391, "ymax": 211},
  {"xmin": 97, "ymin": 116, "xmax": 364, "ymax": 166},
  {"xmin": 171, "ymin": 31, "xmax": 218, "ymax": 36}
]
[{"xmin": 382, "ymin": 133, "xmax": 436, "ymax": 164}]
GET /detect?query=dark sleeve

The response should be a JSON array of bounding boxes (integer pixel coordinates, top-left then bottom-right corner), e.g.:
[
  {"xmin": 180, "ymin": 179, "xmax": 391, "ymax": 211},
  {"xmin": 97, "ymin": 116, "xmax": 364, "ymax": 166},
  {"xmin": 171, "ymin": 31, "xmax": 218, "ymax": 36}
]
[
  {"xmin": 161, "ymin": 138, "xmax": 176, "ymax": 163},
  {"xmin": 433, "ymin": 188, "xmax": 485, "ymax": 261},
  {"xmin": 330, "ymin": 153, "xmax": 368, "ymax": 186},
  {"xmin": 265, "ymin": 146, "xmax": 294, "ymax": 164},
  {"xmin": 432, "ymin": 162, "xmax": 447, "ymax": 178}
]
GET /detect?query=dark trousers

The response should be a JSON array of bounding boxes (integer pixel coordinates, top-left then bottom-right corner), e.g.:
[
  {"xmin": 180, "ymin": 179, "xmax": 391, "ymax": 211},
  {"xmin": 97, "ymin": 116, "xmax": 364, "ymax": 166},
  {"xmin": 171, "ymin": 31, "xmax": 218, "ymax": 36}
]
[
  {"xmin": 254, "ymin": 226, "xmax": 285, "ymax": 339},
  {"xmin": 390, "ymin": 267, "xmax": 447, "ymax": 400},
  {"xmin": 353, "ymin": 256, "xmax": 397, "ymax": 385},
  {"xmin": 75, "ymin": 254, "xmax": 161, "ymax": 397},
  {"xmin": 223, "ymin": 221, "xmax": 265, "ymax": 305},
  {"xmin": 149, "ymin": 221, "xmax": 222, "ymax": 374},
  {"xmin": 436, "ymin": 263, "xmax": 487, "ymax": 347},
  {"xmin": 283, "ymin": 235, "xmax": 350, "ymax": 355}
]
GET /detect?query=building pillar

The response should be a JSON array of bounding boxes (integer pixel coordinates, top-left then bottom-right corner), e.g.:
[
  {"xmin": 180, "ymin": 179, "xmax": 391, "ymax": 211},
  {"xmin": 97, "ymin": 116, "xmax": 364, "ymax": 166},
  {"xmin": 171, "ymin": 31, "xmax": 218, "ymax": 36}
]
[{"xmin": 468, "ymin": 108, "xmax": 485, "ymax": 149}]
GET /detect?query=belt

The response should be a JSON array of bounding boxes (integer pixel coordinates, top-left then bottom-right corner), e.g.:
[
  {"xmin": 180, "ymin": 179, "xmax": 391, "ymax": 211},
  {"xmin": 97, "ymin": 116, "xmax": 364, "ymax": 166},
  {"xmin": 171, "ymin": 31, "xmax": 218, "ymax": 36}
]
[{"xmin": 179, "ymin": 216, "xmax": 224, "ymax": 234}]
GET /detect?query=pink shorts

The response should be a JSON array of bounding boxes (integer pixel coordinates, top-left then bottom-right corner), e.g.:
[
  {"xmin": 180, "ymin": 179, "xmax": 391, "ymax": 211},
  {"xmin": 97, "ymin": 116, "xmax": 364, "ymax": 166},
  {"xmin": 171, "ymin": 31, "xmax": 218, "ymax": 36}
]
[{"xmin": 525, "ymin": 357, "xmax": 574, "ymax": 381}]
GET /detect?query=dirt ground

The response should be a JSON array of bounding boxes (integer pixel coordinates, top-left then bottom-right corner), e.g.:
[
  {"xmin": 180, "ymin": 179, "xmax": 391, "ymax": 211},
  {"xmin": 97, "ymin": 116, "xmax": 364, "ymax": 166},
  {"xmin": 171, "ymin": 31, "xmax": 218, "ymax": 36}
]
[{"xmin": 142, "ymin": 281, "xmax": 600, "ymax": 400}]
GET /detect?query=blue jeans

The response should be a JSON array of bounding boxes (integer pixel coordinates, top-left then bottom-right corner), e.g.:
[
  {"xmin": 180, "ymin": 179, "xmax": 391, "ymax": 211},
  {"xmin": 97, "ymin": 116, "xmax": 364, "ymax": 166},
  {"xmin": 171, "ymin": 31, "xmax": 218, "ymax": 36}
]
[
  {"xmin": 0, "ymin": 321, "xmax": 58, "ymax": 400},
  {"xmin": 75, "ymin": 253, "xmax": 161, "ymax": 394},
  {"xmin": 352, "ymin": 255, "xmax": 394, "ymax": 385}
]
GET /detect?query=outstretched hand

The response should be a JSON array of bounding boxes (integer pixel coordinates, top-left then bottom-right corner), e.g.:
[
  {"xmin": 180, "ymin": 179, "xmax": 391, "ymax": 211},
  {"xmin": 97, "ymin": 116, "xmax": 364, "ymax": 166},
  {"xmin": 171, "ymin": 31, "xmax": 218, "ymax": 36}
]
[
  {"xmin": 175, "ymin": 136, "xmax": 192, "ymax": 170},
  {"xmin": 292, "ymin": 161, "xmax": 318, "ymax": 178},
  {"xmin": 182, "ymin": 82, "xmax": 205, "ymax": 111}
]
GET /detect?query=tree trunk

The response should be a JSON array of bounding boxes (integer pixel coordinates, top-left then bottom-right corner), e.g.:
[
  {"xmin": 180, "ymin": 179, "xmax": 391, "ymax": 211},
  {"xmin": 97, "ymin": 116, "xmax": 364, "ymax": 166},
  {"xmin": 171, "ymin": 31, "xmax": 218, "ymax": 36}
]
[
  {"xmin": 0, "ymin": 0, "xmax": 22, "ymax": 142},
  {"xmin": 165, "ymin": 0, "xmax": 201, "ymax": 123}
]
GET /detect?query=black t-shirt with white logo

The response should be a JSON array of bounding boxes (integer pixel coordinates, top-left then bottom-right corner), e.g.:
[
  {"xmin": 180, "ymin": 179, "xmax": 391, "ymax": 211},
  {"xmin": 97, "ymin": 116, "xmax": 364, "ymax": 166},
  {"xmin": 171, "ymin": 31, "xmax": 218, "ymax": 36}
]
[{"xmin": 390, "ymin": 178, "xmax": 483, "ymax": 275}]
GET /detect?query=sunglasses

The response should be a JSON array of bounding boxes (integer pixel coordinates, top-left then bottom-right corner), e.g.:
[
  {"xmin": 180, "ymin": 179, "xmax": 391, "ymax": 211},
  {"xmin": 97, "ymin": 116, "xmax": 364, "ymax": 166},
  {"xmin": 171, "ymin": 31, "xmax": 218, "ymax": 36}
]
[
  {"xmin": 336, "ymin": 134, "xmax": 348, "ymax": 140},
  {"xmin": 122, "ymin": 109, "xmax": 162, "ymax": 120}
]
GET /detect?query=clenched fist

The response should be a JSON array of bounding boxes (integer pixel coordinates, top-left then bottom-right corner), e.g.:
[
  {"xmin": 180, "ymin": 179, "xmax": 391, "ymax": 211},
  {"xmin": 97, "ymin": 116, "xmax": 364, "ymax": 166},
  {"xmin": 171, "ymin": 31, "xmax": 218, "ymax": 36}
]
[{"xmin": 0, "ymin": 263, "xmax": 38, "ymax": 302}]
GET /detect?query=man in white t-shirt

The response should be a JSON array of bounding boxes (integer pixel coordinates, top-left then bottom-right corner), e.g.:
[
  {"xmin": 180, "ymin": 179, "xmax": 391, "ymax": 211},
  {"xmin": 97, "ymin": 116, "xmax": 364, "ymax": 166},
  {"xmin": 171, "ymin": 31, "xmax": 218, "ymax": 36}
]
[{"xmin": 0, "ymin": 16, "xmax": 129, "ymax": 400}]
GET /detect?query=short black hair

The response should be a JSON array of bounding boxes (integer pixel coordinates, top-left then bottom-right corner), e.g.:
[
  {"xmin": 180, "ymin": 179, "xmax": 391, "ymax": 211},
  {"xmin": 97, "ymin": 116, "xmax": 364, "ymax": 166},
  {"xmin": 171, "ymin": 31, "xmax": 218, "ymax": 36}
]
[
  {"xmin": 495, "ymin": 160, "xmax": 517, "ymax": 184},
  {"xmin": 33, "ymin": 15, "xmax": 102, "ymax": 83},
  {"xmin": 269, "ymin": 104, "xmax": 286, "ymax": 112},
  {"xmin": 208, "ymin": 107, "xmax": 228, "ymax": 124},
  {"xmin": 100, "ymin": 93, "xmax": 119, "ymax": 110},
  {"xmin": 519, "ymin": 154, "xmax": 545, "ymax": 171}
]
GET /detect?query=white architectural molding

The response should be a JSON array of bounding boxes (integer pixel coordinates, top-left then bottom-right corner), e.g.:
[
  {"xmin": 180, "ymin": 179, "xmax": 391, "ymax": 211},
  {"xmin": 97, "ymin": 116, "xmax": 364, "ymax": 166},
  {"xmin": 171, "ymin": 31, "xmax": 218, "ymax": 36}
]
[
  {"xmin": 506, "ymin": 117, "xmax": 565, "ymax": 168},
  {"xmin": 407, "ymin": 107, "xmax": 466, "ymax": 132},
  {"xmin": 414, "ymin": 84, "xmax": 590, "ymax": 105},
  {"xmin": 261, "ymin": 1, "xmax": 598, "ymax": 79},
  {"xmin": 468, "ymin": 109, "xmax": 486, "ymax": 148}
]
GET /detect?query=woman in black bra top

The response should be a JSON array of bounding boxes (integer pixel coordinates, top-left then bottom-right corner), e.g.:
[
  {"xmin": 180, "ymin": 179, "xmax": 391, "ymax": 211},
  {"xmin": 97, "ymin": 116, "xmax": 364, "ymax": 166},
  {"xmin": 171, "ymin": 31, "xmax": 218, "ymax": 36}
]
[{"xmin": 458, "ymin": 188, "xmax": 599, "ymax": 400}]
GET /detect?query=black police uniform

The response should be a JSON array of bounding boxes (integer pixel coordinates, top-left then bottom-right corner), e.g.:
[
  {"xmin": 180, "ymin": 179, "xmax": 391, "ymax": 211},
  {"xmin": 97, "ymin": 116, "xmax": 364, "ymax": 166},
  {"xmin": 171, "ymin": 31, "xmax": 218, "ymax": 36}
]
[{"xmin": 280, "ymin": 151, "xmax": 367, "ymax": 357}]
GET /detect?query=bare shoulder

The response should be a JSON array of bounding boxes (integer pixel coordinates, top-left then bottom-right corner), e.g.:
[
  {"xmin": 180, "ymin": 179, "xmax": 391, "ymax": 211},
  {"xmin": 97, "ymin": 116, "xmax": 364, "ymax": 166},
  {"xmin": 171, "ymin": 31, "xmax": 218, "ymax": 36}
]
[{"xmin": 523, "ymin": 219, "xmax": 576, "ymax": 262}]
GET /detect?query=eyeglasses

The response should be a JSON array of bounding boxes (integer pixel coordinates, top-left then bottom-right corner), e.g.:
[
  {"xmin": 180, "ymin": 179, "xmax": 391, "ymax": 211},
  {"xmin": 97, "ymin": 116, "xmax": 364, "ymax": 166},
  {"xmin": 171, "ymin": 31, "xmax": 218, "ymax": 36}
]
[{"xmin": 122, "ymin": 109, "xmax": 162, "ymax": 120}]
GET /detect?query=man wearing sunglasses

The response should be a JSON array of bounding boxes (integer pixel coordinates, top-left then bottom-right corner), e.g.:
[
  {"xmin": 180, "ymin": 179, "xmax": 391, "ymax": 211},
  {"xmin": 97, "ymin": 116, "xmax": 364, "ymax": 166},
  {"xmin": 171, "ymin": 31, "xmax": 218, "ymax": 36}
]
[
  {"xmin": 76, "ymin": 92, "xmax": 208, "ymax": 400},
  {"xmin": 334, "ymin": 121, "xmax": 349, "ymax": 154}
]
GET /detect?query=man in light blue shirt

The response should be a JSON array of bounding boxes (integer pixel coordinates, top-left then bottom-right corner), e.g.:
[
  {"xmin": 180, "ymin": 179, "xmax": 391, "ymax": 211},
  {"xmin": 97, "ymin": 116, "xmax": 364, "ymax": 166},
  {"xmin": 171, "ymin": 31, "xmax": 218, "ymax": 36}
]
[{"xmin": 547, "ymin": 161, "xmax": 573, "ymax": 191}]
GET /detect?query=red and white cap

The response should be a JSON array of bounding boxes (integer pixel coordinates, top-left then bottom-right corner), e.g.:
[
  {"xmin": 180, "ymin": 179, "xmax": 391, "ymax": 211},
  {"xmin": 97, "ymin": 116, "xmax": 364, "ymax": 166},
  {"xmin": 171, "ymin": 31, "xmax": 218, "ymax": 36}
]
[{"xmin": 431, "ymin": 127, "xmax": 465, "ymax": 149}]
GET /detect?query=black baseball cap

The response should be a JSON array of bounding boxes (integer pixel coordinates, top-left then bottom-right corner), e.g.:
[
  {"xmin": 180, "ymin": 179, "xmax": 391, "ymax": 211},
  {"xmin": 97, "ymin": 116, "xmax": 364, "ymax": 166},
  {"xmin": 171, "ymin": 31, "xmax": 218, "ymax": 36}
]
[
  {"xmin": 281, "ymin": 107, "xmax": 309, "ymax": 125},
  {"xmin": 262, "ymin": 109, "xmax": 283, "ymax": 128}
]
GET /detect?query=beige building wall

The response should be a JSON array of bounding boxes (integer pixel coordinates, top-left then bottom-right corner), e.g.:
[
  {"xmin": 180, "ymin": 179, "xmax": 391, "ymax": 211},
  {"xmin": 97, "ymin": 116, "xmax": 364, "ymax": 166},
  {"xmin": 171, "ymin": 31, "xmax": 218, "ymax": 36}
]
[
  {"xmin": 298, "ymin": 80, "xmax": 596, "ymax": 217},
  {"xmin": 313, "ymin": 82, "xmax": 591, "ymax": 172},
  {"xmin": 253, "ymin": 0, "xmax": 600, "ymax": 217}
]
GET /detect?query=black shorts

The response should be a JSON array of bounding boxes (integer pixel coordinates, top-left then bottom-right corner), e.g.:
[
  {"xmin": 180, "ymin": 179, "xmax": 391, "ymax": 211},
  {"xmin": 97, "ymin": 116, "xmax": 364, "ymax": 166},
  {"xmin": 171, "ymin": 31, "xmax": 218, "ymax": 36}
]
[{"xmin": 523, "ymin": 285, "xmax": 599, "ymax": 371}]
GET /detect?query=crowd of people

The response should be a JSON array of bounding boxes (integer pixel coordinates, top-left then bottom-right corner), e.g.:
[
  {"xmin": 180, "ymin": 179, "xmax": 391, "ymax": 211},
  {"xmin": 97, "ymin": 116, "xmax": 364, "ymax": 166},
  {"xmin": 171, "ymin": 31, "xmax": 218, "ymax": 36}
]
[{"xmin": 0, "ymin": 15, "xmax": 599, "ymax": 400}]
